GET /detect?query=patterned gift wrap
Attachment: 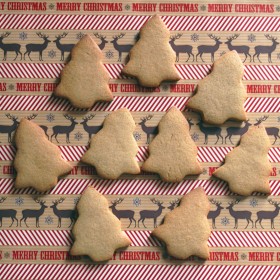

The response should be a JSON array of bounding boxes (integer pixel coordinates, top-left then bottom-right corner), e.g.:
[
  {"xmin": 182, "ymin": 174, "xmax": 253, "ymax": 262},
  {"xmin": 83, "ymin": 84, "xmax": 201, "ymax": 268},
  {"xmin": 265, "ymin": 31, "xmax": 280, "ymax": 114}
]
[{"xmin": 0, "ymin": 0, "xmax": 280, "ymax": 279}]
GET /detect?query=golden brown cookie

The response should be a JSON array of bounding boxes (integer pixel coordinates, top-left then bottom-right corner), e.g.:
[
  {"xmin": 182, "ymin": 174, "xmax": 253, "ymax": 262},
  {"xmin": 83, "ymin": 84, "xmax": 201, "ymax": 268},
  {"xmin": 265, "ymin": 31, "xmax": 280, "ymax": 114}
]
[
  {"xmin": 122, "ymin": 15, "xmax": 180, "ymax": 87},
  {"xmin": 71, "ymin": 186, "xmax": 131, "ymax": 262},
  {"xmin": 152, "ymin": 187, "xmax": 211, "ymax": 259},
  {"xmin": 81, "ymin": 108, "xmax": 140, "ymax": 179},
  {"xmin": 213, "ymin": 126, "xmax": 272, "ymax": 196},
  {"xmin": 187, "ymin": 50, "xmax": 247, "ymax": 125},
  {"xmin": 14, "ymin": 119, "xmax": 72, "ymax": 192},
  {"xmin": 142, "ymin": 107, "xmax": 202, "ymax": 182},
  {"xmin": 55, "ymin": 34, "xmax": 113, "ymax": 109}
]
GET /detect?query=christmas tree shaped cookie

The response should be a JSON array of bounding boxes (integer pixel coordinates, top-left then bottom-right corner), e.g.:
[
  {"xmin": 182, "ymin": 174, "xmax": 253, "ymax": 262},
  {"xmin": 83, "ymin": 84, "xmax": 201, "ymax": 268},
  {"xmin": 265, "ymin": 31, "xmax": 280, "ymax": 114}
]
[
  {"xmin": 152, "ymin": 187, "xmax": 211, "ymax": 259},
  {"xmin": 122, "ymin": 15, "xmax": 180, "ymax": 87},
  {"xmin": 81, "ymin": 108, "xmax": 140, "ymax": 179},
  {"xmin": 71, "ymin": 186, "xmax": 131, "ymax": 261},
  {"xmin": 142, "ymin": 107, "xmax": 202, "ymax": 182},
  {"xmin": 187, "ymin": 50, "xmax": 247, "ymax": 125},
  {"xmin": 55, "ymin": 34, "xmax": 113, "ymax": 109},
  {"xmin": 213, "ymin": 126, "xmax": 272, "ymax": 196},
  {"xmin": 14, "ymin": 119, "xmax": 72, "ymax": 192}
]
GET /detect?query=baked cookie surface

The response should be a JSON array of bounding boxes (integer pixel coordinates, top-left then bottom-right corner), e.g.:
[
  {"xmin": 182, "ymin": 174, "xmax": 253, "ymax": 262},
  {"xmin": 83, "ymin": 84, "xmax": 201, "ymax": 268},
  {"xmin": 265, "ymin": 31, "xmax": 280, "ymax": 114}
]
[
  {"xmin": 81, "ymin": 108, "xmax": 140, "ymax": 179},
  {"xmin": 71, "ymin": 186, "xmax": 131, "ymax": 262},
  {"xmin": 152, "ymin": 187, "xmax": 211, "ymax": 259},
  {"xmin": 14, "ymin": 119, "xmax": 72, "ymax": 192},
  {"xmin": 55, "ymin": 34, "xmax": 113, "ymax": 109},
  {"xmin": 122, "ymin": 15, "xmax": 180, "ymax": 87},
  {"xmin": 187, "ymin": 50, "xmax": 247, "ymax": 125},
  {"xmin": 214, "ymin": 126, "xmax": 272, "ymax": 196},
  {"xmin": 142, "ymin": 107, "xmax": 202, "ymax": 182}
]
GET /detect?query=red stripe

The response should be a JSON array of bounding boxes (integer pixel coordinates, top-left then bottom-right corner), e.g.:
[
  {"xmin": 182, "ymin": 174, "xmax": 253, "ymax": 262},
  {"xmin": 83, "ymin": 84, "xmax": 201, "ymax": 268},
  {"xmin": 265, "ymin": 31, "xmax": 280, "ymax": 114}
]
[
  {"xmin": 1, "ymin": 145, "xmax": 279, "ymax": 163},
  {"xmin": 1, "ymin": 178, "xmax": 279, "ymax": 195},
  {"xmin": 0, "ymin": 15, "xmax": 279, "ymax": 30},
  {"xmin": 2, "ymin": 230, "xmax": 280, "ymax": 248},
  {"xmin": 0, "ymin": 95, "xmax": 278, "ymax": 112},
  {"xmin": 0, "ymin": 264, "xmax": 279, "ymax": 280},
  {"xmin": 1, "ymin": 63, "xmax": 280, "ymax": 81}
]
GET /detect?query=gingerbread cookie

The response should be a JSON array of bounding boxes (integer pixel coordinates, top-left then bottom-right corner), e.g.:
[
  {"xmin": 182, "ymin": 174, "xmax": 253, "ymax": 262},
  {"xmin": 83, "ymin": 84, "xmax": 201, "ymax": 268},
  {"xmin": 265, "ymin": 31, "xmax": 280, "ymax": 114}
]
[
  {"xmin": 55, "ymin": 34, "xmax": 113, "ymax": 109},
  {"xmin": 142, "ymin": 107, "xmax": 202, "ymax": 182},
  {"xmin": 122, "ymin": 15, "xmax": 180, "ymax": 87},
  {"xmin": 152, "ymin": 187, "xmax": 211, "ymax": 260},
  {"xmin": 187, "ymin": 50, "xmax": 247, "ymax": 125},
  {"xmin": 81, "ymin": 108, "xmax": 140, "ymax": 179},
  {"xmin": 71, "ymin": 186, "xmax": 131, "ymax": 262},
  {"xmin": 213, "ymin": 126, "xmax": 272, "ymax": 196},
  {"xmin": 14, "ymin": 119, "xmax": 72, "ymax": 192}
]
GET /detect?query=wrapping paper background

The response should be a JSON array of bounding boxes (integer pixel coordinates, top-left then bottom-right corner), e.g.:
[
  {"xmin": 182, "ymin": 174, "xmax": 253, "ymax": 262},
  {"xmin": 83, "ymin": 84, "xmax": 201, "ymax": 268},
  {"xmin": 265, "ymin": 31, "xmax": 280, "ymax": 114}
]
[{"xmin": 0, "ymin": 0, "xmax": 280, "ymax": 279}]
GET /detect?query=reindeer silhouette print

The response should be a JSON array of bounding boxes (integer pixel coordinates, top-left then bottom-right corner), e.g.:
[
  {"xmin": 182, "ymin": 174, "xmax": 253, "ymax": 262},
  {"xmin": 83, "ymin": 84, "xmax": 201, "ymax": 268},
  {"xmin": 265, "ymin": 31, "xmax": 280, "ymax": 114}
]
[
  {"xmin": 20, "ymin": 198, "xmax": 47, "ymax": 228},
  {"xmin": 207, "ymin": 199, "xmax": 223, "ymax": 229},
  {"xmin": 26, "ymin": 113, "xmax": 49, "ymax": 140},
  {"xmin": 93, "ymin": 32, "xmax": 108, "ymax": 50},
  {"xmin": 50, "ymin": 198, "xmax": 76, "ymax": 228},
  {"xmin": 169, "ymin": 33, "xmax": 194, "ymax": 62},
  {"xmin": 53, "ymin": 32, "xmax": 75, "ymax": 61},
  {"xmin": 111, "ymin": 33, "xmax": 133, "ymax": 61},
  {"xmin": 0, "ymin": 32, "xmax": 22, "ymax": 61},
  {"xmin": 196, "ymin": 34, "xmax": 222, "ymax": 62},
  {"xmin": 225, "ymin": 34, "xmax": 251, "ymax": 62},
  {"xmin": 197, "ymin": 120, "xmax": 223, "ymax": 144},
  {"xmin": 0, "ymin": 114, "xmax": 19, "ymax": 143},
  {"xmin": 253, "ymin": 34, "xmax": 279, "ymax": 63},
  {"xmin": 51, "ymin": 114, "xmax": 78, "ymax": 143},
  {"xmin": 138, "ymin": 198, "xmax": 165, "ymax": 228},
  {"xmin": 254, "ymin": 116, "xmax": 279, "ymax": 145},
  {"xmin": 187, "ymin": 118, "xmax": 194, "ymax": 130},
  {"xmin": 225, "ymin": 120, "xmax": 252, "ymax": 145},
  {"xmin": 226, "ymin": 199, "xmax": 253, "ymax": 229},
  {"xmin": 167, "ymin": 199, "xmax": 180, "ymax": 211},
  {"xmin": 0, "ymin": 197, "xmax": 18, "ymax": 227},
  {"xmin": 80, "ymin": 114, "xmax": 102, "ymax": 142},
  {"xmin": 24, "ymin": 32, "xmax": 51, "ymax": 61},
  {"xmin": 138, "ymin": 115, "xmax": 158, "ymax": 144},
  {"xmin": 255, "ymin": 199, "xmax": 280, "ymax": 229},
  {"xmin": 109, "ymin": 198, "xmax": 136, "ymax": 228},
  {"xmin": 254, "ymin": 115, "xmax": 269, "ymax": 127}
]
